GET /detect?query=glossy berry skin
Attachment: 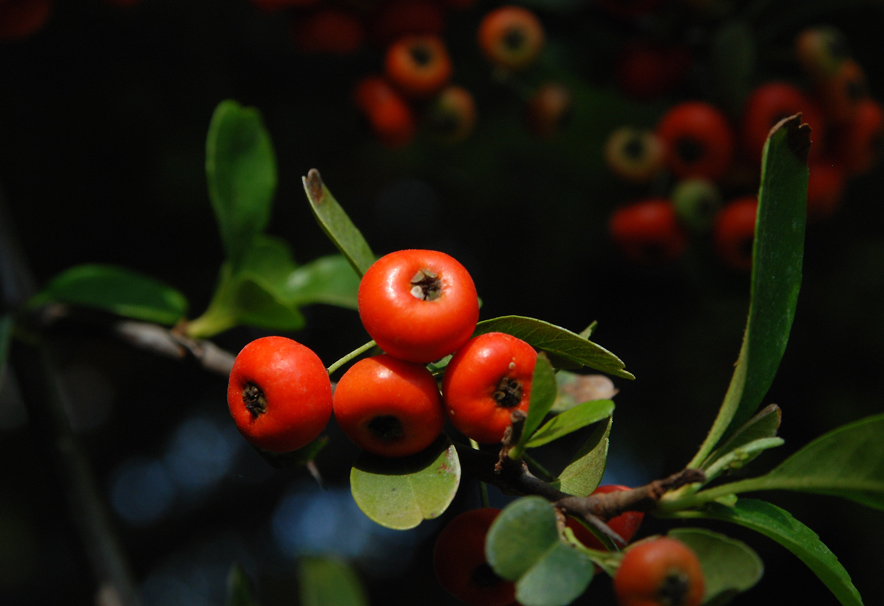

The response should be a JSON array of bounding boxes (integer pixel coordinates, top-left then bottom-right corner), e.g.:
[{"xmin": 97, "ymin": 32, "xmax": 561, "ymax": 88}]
[
  {"xmin": 741, "ymin": 82, "xmax": 825, "ymax": 165},
  {"xmin": 333, "ymin": 354, "xmax": 445, "ymax": 457},
  {"xmin": 525, "ymin": 81, "xmax": 573, "ymax": 138},
  {"xmin": 713, "ymin": 196, "xmax": 758, "ymax": 271},
  {"xmin": 566, "ymin": 485, "xmax": 645, "ymax": 550},
  {"xmin": 385, "ymin": 34, "xmax": 453, "ymax": 99},
  {"xmin": 613, "ymin": 537, "xmax": 705, "ymax": 606},
  {"xmin": 604, "ymin": 127, "xmax": 666, "ymax": 184},
  {"xmin": 609, "ymin": 199, "xmax": 688, "ymax": 265},
  {"xmin": 433, "ymin": 508, "xmax": 516, "ymax": 606},
  {"xmin": 353, "ymin": 75, "xmax": 416, "ymax": 148},
  {"xmin": 227, "ymin": 336, "xmax": 332, "ymax": 453},
  {"xmin": 656, "ymin": 101, "xmax": 735, "ymax": 181},
  {"xmin": 425, "ymin": 84, "xmax": 478, "ymax": 144},
  {"xmin": 442, "ymin": 332, "xmax": 538, "ymax": 444},
  {"xmin": 477, "ymin": 5, "xmax": 545, "ymax": 71},
  {"xmin": 358, "ymin": 249, "xmax": 479, "ymax": 363}
]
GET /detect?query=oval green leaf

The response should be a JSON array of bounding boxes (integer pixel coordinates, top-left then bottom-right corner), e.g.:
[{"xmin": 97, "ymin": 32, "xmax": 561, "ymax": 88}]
[
  {"xmin": 688, "ymin": 115, "xmax": 809, "ymax": 468},
  {"xmin": 554, "ymin": 416, "xmax": 611, "ymax": 497},
  {"xmin": 668, "ymin": 527, "xmax": 764, "ymax": 606},
  {"xmin": 696, "ymin": 499, "xmax": 863, "ymax": 606},
  {"xmin": 298, "ymin": 556, "xmax": 368, "ymax": 606},
  {"xmin": 350, "ymin": 435, "xmax": 460, "ymax": 530},
  {"xmin": 28, "ymin": 263, "xmax": 188, "ymax": 325},
  {"xmin": 206, "ymin": 99, "xmax": 277, "ymax": 268},
  {"xmin": 527, "ymin": 400, "xmax": 614, "ymax": 449},
  {"xmin": 486, "ymin": 496, "xmax": 594, "ymax": 606},
  {"xmin": 302, "ymin": 169, "xmax": 375, "ymax": 277},
  {"xmin": 510, "ymin": 353, "xmax": 557, "ymax": 458},
  {"xmin": 474, "ymin": 316, "xmax": 633, "ymax": 380},
  {"xmin": 286, "ymin": 254, "xmax": 360, "ymax": 309}
]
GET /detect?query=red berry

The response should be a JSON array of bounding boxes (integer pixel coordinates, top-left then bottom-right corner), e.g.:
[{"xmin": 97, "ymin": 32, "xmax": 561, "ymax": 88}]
[
  {"xmin": 433, "ymin": 508, "xmax": 517, "ymax": 606},
  {"xmin": 831, "ymin": 97, "xmax": 883, "ymax": 175},
  {"xmin": 333, "ymin": 354, "xmax": 445, "ymax": 458},
  {"xmin": 566, "ymin": 485, "xmax": 645, "ymax": 550},
  {"xmin": 615, "ymin": 40, "xmax": 691, "ymax": 100},
  {"xmin": 384, "ymin": 34, "xmax": 453, "ymax": 99},
  {"xmin": 477, "ymin": 5, "xmax": 545, "ymax": 71},
  {"xmin": 441, "ymin": 332, "xmax": 538, "ymax": 444},
  {"xmin": 656, "ymin": 101, "xmax": 736, "ymax": 181},
  {"xmin": 227, "ymin": 336, "xmax": 332, "ymax": 453},
  {"xmin": 609, "ymin": 198, "xmax": 688, "ymax": 265},
  {"xmin": 291, "ymin": 8, "xmax": 365, "ymax": 56},
  {"xmin": 353, "ymin": 75, "xmax": 416, "ymax": 148},
  {"xmin": 613, "ymin": 537, "xmax": 705, "ymax": 606},
  {"xmin": 815, "ymin": 58, "xmax": 869, "ymax": 125},
  {"xmin": 713, "ymin": 196, "xmax": 758, "ymax": 271},
  {"xmin": 358, "ymin": 249, "xmax": 479, "ymax": 364},
  {"xmin": 806, "ymin": 160, "xmax": 845, "ymax": 221}
]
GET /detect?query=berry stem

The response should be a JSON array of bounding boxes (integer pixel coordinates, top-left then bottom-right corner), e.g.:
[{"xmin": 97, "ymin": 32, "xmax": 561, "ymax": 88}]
[{"xmin": 326, "ymin": 339, "xmax": 377, "ymax": 376}]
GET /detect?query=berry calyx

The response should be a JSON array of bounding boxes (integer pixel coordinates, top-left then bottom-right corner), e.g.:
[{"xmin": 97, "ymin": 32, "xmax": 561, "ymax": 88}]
[{"xmin": 477, "ymin": 5, "xmax": 545, "ymax": 71}]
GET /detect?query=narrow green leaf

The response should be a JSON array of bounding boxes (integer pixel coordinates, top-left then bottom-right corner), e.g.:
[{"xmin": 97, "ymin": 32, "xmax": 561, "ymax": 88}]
[
  {"xmin": 554, "ymin": 417, "xmax": 611, "ymax": 497},
  {"xmin": 702, "ymin": 404, "xmax": 781, "ymax": 472},
  {"xmin": 715, "ymin": 413, "xmax": 884, "ymax": 510},
  {"xmin": 206, "ymin": 100, "xmax": 277, "ymax": 267},
  {"xmin": 513, "ymin": 353, "xmax": 558, "ymax": 456},
  {"xmin": 302, "ymin": 169, "xmax": 375, "ymax": 277},
  {"xmin": 28, "ymin": 264, "xmax": 188, "ymax": 325},
  {"xmin": 350, "ymin": 435, "xmax": 460, "ymax": 530},
  {"xmin": 486, "ymin": 496, "xmax": 594, "ymax": 606},
  {"xmin": 695, "ymin": 499, "xmax": 863, "ymax": 606},
  {"xmin": 225, "ymin": 563, "xmax": 260, "ymax": 606},
  {"xmin": 526, "ymin": 400, "xmax": 614, "ymax": 449},
  {"xmin": 668, "ymin": 528, "xmax": 764, "ymax": 606},
  {"xmin": 474, "ymin": 316, "xmax": 633, "ymax": 380},
  {"xmin": 689, "ymin": 115, "xmax": 809, "ymax": 468},
  {"xmin": 285, "ymin": 254, "xmax": 360, "ymax": 309},
  {"xmin": 298, "ymin": 556, "xmax": 368, "ymax": 606},
  {"xmin": 701, "ymin": 437, "xmax": 785, "ymax": 484}
]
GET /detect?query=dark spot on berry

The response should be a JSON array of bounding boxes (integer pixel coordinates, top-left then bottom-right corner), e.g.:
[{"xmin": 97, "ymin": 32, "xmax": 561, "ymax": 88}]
[
  {"xmin": 368, "ymin": 415, "xmax": 405, "ymax": 442},
  {"xmin": 493, "ymin": 377, "xmax": 523, "ymax": 408}
]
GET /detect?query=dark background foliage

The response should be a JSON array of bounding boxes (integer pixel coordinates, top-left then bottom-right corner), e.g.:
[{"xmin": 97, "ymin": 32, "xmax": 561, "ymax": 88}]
[{"xmin": 1, "ymin": 1, "xmax": 883, "ymax": 605}]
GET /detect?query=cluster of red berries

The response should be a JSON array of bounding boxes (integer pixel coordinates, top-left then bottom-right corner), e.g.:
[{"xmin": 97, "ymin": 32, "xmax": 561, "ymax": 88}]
[
  {"xmin": 606, "ymin": 24, "xmax": 883, "ymax": 271},
  {"xmin": 227, "ymin": 248, "xmax": 542, "ymax": 459},
  {"xmin": 0, "ymin": 0, "xmax": 140, "ymax": 42},
  {"xmin": 433, "ymin": 485, "xmax": 704, "ymax": 606},
  {"xmin": 248, "ymin": 1, "xmax": 568, "ymax": 147}
]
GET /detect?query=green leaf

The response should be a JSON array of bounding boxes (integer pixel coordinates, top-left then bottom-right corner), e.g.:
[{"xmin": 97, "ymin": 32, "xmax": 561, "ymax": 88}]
[
  {"xmin": 302, "ymin": 169, "xmax": 375, "ymax": 277},
  {"xmin": 688, "ymin": 115, "xmax": 809, "ymax": 468},
  {"xmin": 695, "ymin": 499, "xmax": 863, "ymax": 606},
  {"xmin": 708, "ymin": 413, "xmax": 884, "ymax": 510},
  {"xmin": 553, "ymin": 417, "xmax": 611, "ymax": 497},
  {"xmin": 298, "ymin": 556, "xmax": 368, "ymax": 606},
  {"xmin": 552, "ymin": 371, "xmax": 618, "ymax": 413},
  {"xmin": 474, "ymin": 316, "xmax": 633, "ymax": 380},
  {"xmin": 510, "ymin": 353, "xmax": 557, "ymax": 458},
  {"xmin": 206, "ymin": 100, "xmax": 277, "ymax": 268},
  {"xmin": 27, "ymin": 264, "xmax": 188, "ymax": 325},
  {"xmin": 486, "ymin": 496, "xmax": 594, "ymax": 606},
  {"xmin": 702, "ymin": 404, "xmax": 781, "ymax": 473},
  {"xmin": 225, "ymin": 563, "xmax": 260, "ymax": 606},
  {"xmin": 350, "ymin": 435, "xmax": 460, "ymax": 530},
  {"xmin": 286, "ymin": 254, "xmax": 360, "ymax": 309},
  {"xmin": 526, "ymin": 400, "xmax": 614, "ymax": 449},
  {"xmin": 701, "ymin": 437, "xmax": 785, "ymax": 484},
  {"xmin": 668, "ymin": 528, "xmax": 764, "ymax": 606}
]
